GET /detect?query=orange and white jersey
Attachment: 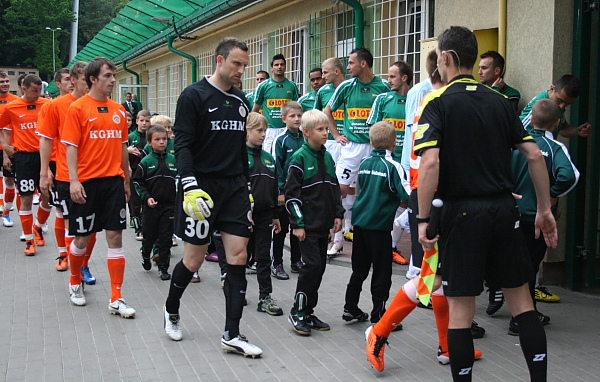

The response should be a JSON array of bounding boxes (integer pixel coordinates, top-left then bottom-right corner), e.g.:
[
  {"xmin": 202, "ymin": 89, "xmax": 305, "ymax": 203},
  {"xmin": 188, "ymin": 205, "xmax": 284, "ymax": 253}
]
[
  {"xmin": 0, "ymin": 92, "xmax": 20, "ymax": 150},
  {"xmin": 36, "ymin": 93, "xmax": 78, "ymax": 181},
  {"xmin": 0, "ymin": 97, "xmax": 49, "ymax": 152},
  {"xmin": 61, "ymin": 95, "xmax": 128, "ymax": 183}
]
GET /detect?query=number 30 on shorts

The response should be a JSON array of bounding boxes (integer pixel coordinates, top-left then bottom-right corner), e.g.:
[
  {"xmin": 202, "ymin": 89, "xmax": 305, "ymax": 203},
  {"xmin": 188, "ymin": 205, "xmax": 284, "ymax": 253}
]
[{"xmin": 184, "ymin": 217, "xmax": 210, "ymax": 239}]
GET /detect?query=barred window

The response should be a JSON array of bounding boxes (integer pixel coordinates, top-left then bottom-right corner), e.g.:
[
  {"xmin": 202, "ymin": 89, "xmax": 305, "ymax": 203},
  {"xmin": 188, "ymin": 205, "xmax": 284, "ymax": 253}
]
[
  {"xmin": 274, "ymin": 23, "xmax": 306, "ymax": 94},
  {"xmin": 370, "ymin": 0, "xmax": 433, "ymax": 79}
]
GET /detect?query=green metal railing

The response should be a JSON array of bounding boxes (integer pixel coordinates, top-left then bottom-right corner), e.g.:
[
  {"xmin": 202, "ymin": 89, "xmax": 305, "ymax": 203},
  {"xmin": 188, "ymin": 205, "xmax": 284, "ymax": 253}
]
[{"xmin": 307, "ymin": 3, "xmax": 354, "ymax": 77}]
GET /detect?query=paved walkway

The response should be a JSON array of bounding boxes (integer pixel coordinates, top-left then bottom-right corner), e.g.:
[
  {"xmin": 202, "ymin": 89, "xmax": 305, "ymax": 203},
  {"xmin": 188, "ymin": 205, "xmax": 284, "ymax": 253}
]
[{"xmin": 1, "ymin": 209, "xmax": 599, "ymax": 381}]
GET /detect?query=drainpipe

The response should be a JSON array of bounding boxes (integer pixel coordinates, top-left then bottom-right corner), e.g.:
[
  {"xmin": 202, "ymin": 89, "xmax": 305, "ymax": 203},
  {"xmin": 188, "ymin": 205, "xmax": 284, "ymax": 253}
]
[
  {"xmin": 341, "ymin": 0, "xmax": 364, "ymax": 49},
  {"xmin": 498, "ymin": 0, "xmax": 506, "ymax": 58},
  {"xmin": 122, "ymin": 60, "xmax": 140, "ymax": 85},
  {"xmin": 168, "ymin": 35, "xmax": 197, "ymax": 83}
]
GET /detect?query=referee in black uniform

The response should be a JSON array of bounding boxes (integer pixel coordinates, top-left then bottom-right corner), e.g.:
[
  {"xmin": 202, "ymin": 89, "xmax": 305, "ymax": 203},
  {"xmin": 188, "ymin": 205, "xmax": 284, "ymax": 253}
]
[
  {"xmin": 414, "ymin": 26, "xmax": 557, "ymax": 381},
  {"xmin": 163, "ymin": 37, "xmax": 262, "ymax": 358}
]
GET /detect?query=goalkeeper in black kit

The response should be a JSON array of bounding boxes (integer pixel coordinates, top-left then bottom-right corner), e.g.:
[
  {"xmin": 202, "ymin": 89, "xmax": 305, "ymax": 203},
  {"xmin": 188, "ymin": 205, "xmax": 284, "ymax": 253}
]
[{"xmin": 162, "ymin": 37, "xmax": 262, "ymax": 358}]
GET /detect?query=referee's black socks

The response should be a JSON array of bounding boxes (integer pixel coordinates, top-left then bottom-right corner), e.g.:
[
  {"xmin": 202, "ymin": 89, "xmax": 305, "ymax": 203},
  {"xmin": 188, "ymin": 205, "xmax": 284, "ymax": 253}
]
[
  {"xmin": 448, "ymin": 328, "xmax": 474, "ymax": 381},
  {"xmin": 166, "ymin": 260, "xmax": 195, "ymax": 314},
  {"xmin": 515, "ymin": 310, "xmax": 548, "ymax": 382},
  {"xmin": 223, "ymin": 264, "xmax": 247, "ymax": 340}
]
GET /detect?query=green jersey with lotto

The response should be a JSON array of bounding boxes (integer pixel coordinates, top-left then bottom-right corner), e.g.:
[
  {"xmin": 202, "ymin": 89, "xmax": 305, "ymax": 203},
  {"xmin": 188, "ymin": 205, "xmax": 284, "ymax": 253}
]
[
  {"xmin": 315, "ymin": 83, "xmax": 344, "ymax": 140},
  {"xmin": 366, "ymin": 92, "xmax": 407, "ymax": 154},
  {"xmin": 254, "ymin": 78, "xmax": 300, "ymax": 128},
  {"xmin": 298, "ymin": 91, "xmax": 317, "ymax": 112},
  {"xmin": 328, "ymin": 77, "xmax": 390, "ymax": 143}
]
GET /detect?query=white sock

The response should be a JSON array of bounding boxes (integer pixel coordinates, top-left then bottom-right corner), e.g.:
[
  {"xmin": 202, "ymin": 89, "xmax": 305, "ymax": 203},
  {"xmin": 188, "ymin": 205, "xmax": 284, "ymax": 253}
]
[{"xmin": 342, "ymin": 194, "xmax": 354, "ymax": 233}]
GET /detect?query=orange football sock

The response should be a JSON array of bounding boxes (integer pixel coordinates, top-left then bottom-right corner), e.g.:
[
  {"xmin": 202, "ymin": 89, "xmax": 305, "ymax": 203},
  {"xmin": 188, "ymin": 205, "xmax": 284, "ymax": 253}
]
[
  {"xmin": 69, "ymin": 242, "xmax": 86, "ymax": 285},
  {"xmin": 36, "ymin": 204, "xmax": 52, "ymax": 225},
  {"xmin": 0, "ymin": 178, "xmax": 4, "ymax": 207},
  {"xmin": 4, "ymin": 184, "xmax": 15, "ymax": 203},
  {"xmin": 107, "ymin": 248, "xmax": 125, "ymax": 302},
  {"xmin": 83, "ymin": 233, "xmax": 97, "ymax": 267},
  {"xmin": 65, "ymin": 234, "xmax": 75, "ymax": 252},
  {"xmin": 19, "ymin": 210, "xmax": 34, "ymax": 236},
  {"xmin": 432, "ymin": 288, "xmax": 449, "ymax": 351},
  {"xmin": 373, "ymin": 281, "xmax": 419, "ymax": 338},
  {"xmin": 55, "ymin": 215, "xmax": 67, "ymax": 253}
]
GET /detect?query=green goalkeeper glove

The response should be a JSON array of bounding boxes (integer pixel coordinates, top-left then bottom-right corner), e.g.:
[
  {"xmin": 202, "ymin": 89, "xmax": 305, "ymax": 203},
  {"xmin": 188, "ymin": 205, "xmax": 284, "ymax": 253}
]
[{"xmin": 181, "ymin": 176, "xmax": 214, "ymax": 221}]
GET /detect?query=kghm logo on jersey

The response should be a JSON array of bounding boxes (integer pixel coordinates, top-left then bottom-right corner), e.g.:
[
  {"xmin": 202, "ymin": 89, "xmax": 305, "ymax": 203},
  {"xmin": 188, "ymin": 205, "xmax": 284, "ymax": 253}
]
[
  {"xmin": 385, "ymin": 118, "xmax": 406, "ymax": 131},
  {"xmin": 347, "ymin": 108, "xmax": 371, "ymax": 119},
  {"xmin": 210, "ymin": 120, "xmax": 246, "ymax": 131},
  {"xmin": 19, "ymin": 122, "xmax": 37, "ymax": 130},
  {"xmin": 267, "ymin": 99, "xmax": 291, "ymax": 108},
  {"xmin": 89, "ymin": 130, "xmax": 123, "ymax": 139}
]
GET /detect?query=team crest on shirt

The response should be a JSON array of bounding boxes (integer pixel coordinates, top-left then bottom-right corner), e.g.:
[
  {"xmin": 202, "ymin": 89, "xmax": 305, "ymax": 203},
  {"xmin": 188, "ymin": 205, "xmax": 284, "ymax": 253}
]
[
  {"xmin": 113, "ymin": 114, "xmax": 121, "ymax": 124},
  {"xmin": 120, "ymin": 208, "xmax": 126, "ymax": 219},
  {"xmin": 239, "ymin": 105, "xmax": 247, "ymax": 117}
]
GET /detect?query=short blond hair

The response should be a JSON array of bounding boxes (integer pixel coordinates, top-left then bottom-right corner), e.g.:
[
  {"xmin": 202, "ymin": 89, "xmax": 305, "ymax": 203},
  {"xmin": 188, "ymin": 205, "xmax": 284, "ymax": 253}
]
[
  {"xmin": 246, "ymin": 112, "xmax": 268, "ymax": 131},
  {"xmin": 281, "ymin": 101, "xmax": 303, "ymax": 117},
  {"xmin": 151, "ymin": 114, "xmax": 173, "ymax": 126},
  {"xmin": 302, "ymin": 109, "xmax": 329, "ymax": 131},
  {"xmin": 322, "ymin": 57, "xmax": 344, "ymax": 73},
  {"xmin": 369, "ymin": 121, "xmax": 396, "ymax": 149}
]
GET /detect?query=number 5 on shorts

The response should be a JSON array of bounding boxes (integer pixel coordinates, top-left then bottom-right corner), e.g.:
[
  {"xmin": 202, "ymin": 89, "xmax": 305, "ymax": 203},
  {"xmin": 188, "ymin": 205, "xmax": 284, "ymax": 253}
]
[{"xmin": 341, "ymin": 168, "xmax": 351, "ymax": 180}]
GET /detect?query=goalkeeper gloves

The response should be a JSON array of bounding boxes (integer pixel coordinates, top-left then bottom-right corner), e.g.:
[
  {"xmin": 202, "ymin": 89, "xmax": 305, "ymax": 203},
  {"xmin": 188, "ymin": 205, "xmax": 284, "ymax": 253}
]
[{"xmin": 181, "ymin": 176, "xmax": 214, "ymax": 221}]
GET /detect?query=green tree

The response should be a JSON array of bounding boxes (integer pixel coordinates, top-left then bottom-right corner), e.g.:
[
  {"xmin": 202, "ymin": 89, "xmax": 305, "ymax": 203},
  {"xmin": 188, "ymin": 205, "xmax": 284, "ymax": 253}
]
[
  {"xmin": 78, "ymin": 0, "xmax": 128, "ymax": 51},
  {"xmin": 3, "ymin": 0, "xmax": 74, "ymax": 79}
]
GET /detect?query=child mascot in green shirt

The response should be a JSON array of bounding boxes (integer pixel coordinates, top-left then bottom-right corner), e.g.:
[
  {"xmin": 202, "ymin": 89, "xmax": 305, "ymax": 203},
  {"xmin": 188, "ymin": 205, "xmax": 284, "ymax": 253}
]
[{"xmin": 285, "ymin": 109, "xmax": 344, "ymax": 336}]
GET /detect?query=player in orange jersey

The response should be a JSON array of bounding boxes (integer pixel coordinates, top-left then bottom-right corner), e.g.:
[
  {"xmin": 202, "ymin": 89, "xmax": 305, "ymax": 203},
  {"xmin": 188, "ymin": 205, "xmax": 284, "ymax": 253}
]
[
  {"xmin": 38, "ymin": 62, "xmax": 98, "ymax": 278},
  {"xmin": 0, "ymin": 75, "xmax": 50, "ymax": 255},
  {"xmin": 61, "ymin": 57, "xmax": 134, "ymax": 318},
  {"xmin": 0, "ymin": 71, "xmax": 20, "ymax": 226}
]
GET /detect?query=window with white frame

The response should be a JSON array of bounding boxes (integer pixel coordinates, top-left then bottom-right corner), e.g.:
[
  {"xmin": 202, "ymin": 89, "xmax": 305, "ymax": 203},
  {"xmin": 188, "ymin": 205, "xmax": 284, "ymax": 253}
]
[
  {"xmin": 198, "ymin": 51, "xmax": 214, "ymax": 79},
  {"xmin": 169, "ymin": 63, "xmax": 180, "ymax": 118},
  {"xmin": 181, "ymin": 61, "xmax": 188, "ymax": 92},
  {"xmin": 244, "ymin": 34, "xmax": 266, "ymax": 94},
  {"xmin": 370, "ymin": 0, "xmax": 433, "ymax": 79},
  {"xmin": 148, "ymin": 69, "xmax": 157, "ymax": 114},
  {"xmin": 157, "ymin": 66, "xmax": 169, "ymax": 116},
  {"xmin": 274, "ymin": 23, "xmax": 306, "ymax": 94}
]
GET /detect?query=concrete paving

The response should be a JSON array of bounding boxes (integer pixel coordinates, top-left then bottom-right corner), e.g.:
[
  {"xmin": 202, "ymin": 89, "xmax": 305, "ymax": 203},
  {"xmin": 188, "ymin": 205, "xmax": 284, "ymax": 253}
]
[{"xmin": 0, "ymin": 209, "xmax": 599, "ymax": 381}]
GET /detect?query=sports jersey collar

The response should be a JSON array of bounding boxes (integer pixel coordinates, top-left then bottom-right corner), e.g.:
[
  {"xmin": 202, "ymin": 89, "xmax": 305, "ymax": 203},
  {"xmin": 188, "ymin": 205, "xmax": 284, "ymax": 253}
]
[
  {"xmin": 530, "ymin": 128, "xmax": 554, "ymax": 140},
  {"xmin": 246, "ymin": 145, "xmax": 262, "ymax": 155},
  {"xmin": 285, "ymin": 129, "xmax": 302, "ymax": 139},
  {"xmin": 355, "ymin": 76, "xmax": 380, "ymax": 86},
  {"xmin": 302, "ymin": 141, "xmax": 325, "ymax": 155},
  {"xmin": 448, "ymin": 74, "xmax": 477, "ymax": 85},
  {"xmin": 370, "ymin": 148, "xmax": 387, "ymax": 157},
  {"xmin": 204, "ymin": 76, "xmax": 248, "ymax": 107},
  {"xmin": 149, "ymin": 149, "xmax": 167, "ymax": 158}
]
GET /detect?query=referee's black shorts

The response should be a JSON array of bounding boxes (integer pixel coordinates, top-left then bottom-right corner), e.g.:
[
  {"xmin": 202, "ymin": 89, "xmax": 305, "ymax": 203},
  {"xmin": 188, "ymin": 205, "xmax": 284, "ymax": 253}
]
[
  {"xmin": 438, "ymin": 192, "xmax": 532, "ymax": 297},
  {"xmin": 174, "ymin": 174, "xmax": 251, "ymax": 246}
]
